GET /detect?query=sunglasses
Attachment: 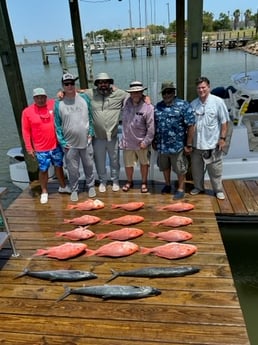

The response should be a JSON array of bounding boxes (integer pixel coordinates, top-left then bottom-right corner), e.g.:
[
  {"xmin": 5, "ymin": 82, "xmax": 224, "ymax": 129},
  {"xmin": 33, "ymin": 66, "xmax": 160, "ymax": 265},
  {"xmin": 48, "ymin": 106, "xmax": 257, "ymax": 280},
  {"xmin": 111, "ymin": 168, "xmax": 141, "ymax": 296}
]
[
  {"xmin": 63, "ymin": 81, "xmax": 75, "ymax": 86},
  {"xmin": 162, "ymin": 89, "xmax": 174, "ymax": 96}
]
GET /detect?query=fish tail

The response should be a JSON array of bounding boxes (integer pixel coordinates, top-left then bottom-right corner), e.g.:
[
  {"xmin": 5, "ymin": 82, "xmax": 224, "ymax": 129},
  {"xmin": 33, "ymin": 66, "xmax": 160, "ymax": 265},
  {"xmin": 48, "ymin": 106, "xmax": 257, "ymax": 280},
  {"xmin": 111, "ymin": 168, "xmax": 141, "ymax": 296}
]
[
  {"xmin": 33, "ymin": 249, "xmax": 47, "ymax": 256},
  {"xmin": 106, "ymin": 269, "xmax": 119, "ymax": 283},
  {"xmin": 56, "ymin": 285, "xmax": 71, "ymax": 302},
  {"xmin": 14, "ymin": 267, "xmax": 29, "ymax": 279},
  {"xmin": 111, "ymin": 204, "xmax": 118, "ymax": 209},
  {"xmin": 66, "ymin": 205, "xmax": 76, "ymax": 210},
  {"xmin": 84, "ymin": 248, "xmax": 95, "ymax": 257},
  {"xmin": 63, "ymin": 219, "xmax": 71, "ymax": 224},
  {"xmin": 150, "ymin": 221, "xmax": 159, "ymax": 226},
  {"xmin": 148, "ymin": 232, "xmax": 157, "ymax": 238},
  {"xmin": 55, "ymin": 232, "xmax": 63, "ymax": 238},
  {"xmin": 96, "ymin": 233, "xmax": 106, "ymax": 241},
  {"xmin": 139, "ymin": 247, "xmax": 151, "ymax": 255},
  {"xmin": 101, "ymin": 220, "xmax": 111, "ymax": 225}
]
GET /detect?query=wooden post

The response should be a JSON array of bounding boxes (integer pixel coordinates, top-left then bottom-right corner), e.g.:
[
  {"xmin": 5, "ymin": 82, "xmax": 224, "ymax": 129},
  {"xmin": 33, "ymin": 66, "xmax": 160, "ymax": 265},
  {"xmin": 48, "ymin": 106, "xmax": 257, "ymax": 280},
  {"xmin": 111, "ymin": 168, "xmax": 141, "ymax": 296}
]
[
  {"xmin": 176, "ymin": 0, "xmax": 185, "ymax": 99},
  {"xmin": 0, "ymin": 0, "xmax": 38, "ymax": 181},
  {"xmin": 186, "ymin": 0, "xmax": 203, "ymax": 101},
  {"xmin": 68, "ymin": 0, "xmax": 88, "ymax": 89},
  {"xmin": 41, "ymin": 45, "xmax": 49, "ymax": 65}
]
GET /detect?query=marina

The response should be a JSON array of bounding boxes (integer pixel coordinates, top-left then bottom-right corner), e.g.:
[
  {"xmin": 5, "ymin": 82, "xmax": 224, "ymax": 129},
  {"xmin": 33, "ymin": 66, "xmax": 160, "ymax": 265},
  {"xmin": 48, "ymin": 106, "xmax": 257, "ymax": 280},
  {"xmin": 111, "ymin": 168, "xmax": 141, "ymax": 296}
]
[{"xmin": 0, "ymin": 181, "xmax": 251, "ymax": 344}]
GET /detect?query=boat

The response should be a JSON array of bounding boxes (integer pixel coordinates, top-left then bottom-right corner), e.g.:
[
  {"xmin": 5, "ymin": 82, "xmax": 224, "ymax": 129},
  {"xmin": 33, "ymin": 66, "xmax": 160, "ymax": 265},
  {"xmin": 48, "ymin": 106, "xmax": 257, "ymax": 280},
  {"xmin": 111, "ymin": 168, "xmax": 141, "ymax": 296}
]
[{"xmin": 7, "ymin": 147, "xmax": 55, "ymax": 190}]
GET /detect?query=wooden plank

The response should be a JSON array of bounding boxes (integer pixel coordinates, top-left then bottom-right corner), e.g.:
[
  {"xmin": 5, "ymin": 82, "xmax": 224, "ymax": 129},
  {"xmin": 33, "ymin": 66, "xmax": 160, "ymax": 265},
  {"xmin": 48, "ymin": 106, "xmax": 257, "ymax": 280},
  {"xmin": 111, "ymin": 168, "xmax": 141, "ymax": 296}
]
[
  {"xmin": 222, "ymin": 180, "xmax": 248, "ymax": 215},
  {"xmin": 0, "ymin": 182, "xmax": 250, "ymax": 345}
]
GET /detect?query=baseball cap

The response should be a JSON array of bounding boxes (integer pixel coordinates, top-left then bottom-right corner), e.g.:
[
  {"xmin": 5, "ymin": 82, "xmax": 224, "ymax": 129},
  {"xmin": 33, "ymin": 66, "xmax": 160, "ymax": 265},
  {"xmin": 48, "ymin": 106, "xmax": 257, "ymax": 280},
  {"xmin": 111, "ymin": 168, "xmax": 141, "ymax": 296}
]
[
  {"xmin": 62, "ymin": 73, "xmax": 79, "ymax": 83},
  {"xmin": 33, "ymin": 88, "xmax": 47, "ymax": 97},
  {"xmin": 160, "ymin": 81, "xmax": 176, "ymax": 93}
]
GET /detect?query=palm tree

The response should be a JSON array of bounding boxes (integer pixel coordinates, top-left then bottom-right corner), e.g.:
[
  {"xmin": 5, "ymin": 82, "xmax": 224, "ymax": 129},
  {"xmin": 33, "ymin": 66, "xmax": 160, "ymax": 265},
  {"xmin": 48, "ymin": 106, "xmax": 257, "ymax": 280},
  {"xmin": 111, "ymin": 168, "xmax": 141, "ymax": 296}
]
[
  {"xmin": 244, "ymin": 9, "xmax": 252, "ymax": 28},
  {"xmin": 233, "ymin": 9, "xmax": 240, "ymax": 30}
]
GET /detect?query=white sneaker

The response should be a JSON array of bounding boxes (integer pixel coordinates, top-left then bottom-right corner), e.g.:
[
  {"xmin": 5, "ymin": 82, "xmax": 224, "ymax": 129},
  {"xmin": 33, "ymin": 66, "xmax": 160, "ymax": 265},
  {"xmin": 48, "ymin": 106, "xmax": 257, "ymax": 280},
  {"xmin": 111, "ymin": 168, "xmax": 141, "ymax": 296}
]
[
  {"xmin": 40, "ymin": 193, "xmax": 48, "ymax": 204},
  {"xmin": 88, "ymin": 187, "xmax": 96, "ymax": 198},
  {"xmin": 70, "ymin": 191, "xmax": 79, "ymax": 202},
  {"xmin": 58, "ymin": 185, "xmax": 71, "ymax": 194},
  {"xmin": 112, "ymin": 182, "xmax": 120, "ymax": 192},
  {"xmin": 216, "ymin": 192, "xmax": 225, "ymax": 200},
  {"xmin": 99, "ymin": 183, "xmax": 106, "ymax": 193}
]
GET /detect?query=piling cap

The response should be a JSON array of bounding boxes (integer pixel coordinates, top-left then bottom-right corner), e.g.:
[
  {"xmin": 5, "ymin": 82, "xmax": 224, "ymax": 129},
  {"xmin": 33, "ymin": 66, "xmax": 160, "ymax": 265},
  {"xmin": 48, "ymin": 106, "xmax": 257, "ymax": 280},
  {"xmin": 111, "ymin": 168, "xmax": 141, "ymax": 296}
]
[
  {"xmin": 62, "ymin": 73, "xmax": 79, "ymax": 83},
  {"xmin": 94, "ymin": 72, "xmax": 114, "ymax": 86},
  {"xmin": 160, "ymin": 81, "xmax": 176, "ymax": 93},
  {"xmin": 126, "ymin": 81, "xmax": 147, "ymax": 93},
  {"xmin": 33, "ymin": 88, "xmax": 47, "ymax": 97}
]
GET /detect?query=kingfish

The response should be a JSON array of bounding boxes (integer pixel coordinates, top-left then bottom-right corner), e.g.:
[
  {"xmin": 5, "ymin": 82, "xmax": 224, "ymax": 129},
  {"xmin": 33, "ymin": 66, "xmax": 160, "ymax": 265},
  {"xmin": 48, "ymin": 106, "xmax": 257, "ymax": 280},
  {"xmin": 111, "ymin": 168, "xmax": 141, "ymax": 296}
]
[
  {"xmin": 15, "ymin": 268, "xmax": 98, "ymax": 281},
  {"xmin": 57, "ymin": 284, "xmax": 161, "ymax": 301},
  {"xmin": 106, "ymin": 265, "xmax": 200, "ymax": 282}
]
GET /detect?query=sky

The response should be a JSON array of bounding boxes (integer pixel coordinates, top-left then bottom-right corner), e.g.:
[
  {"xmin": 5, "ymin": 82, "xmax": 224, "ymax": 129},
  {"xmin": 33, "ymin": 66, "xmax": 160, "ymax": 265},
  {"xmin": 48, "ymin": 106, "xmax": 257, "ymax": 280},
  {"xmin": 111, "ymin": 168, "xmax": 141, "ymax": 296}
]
[{"xmin": 5, "ymin": 0, "xmax": 258, "ymax": 44}]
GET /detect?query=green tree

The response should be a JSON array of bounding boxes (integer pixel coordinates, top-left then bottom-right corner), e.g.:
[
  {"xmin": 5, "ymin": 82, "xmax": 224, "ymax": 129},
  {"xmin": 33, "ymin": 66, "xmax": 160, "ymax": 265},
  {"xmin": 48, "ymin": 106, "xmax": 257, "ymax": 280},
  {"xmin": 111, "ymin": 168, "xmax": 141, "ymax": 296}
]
[
  {"xmin": 203, "ymin": 11, "xmax": 214, "ymax": 32},
  {"xmin": 233, "ymin": 9, "xmax": 240, "ymax": 30},
  {"xmin": 213, "ymin": 12, "xmax": 231, "ymax": 31},
  {"xmin": 244, "ymin": 9, "xmax": 252, "ymax": 28}
]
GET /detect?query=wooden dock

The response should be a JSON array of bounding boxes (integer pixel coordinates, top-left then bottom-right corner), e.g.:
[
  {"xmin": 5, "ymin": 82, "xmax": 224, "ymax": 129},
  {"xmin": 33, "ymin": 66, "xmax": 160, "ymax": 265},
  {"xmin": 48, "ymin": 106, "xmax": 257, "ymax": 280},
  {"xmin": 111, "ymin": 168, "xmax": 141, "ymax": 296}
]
[{"xmin": 0, "ymin": 181, "xmax": 251, "ymax": 345}]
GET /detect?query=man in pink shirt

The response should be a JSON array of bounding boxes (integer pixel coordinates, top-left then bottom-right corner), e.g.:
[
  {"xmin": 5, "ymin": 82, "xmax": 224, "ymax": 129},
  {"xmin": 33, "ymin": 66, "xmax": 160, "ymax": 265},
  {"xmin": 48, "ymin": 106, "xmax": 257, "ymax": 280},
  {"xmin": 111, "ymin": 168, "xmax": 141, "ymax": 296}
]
[{"xmin": 22, "ymin": 88, "xmax": 70, "ymax": 204}]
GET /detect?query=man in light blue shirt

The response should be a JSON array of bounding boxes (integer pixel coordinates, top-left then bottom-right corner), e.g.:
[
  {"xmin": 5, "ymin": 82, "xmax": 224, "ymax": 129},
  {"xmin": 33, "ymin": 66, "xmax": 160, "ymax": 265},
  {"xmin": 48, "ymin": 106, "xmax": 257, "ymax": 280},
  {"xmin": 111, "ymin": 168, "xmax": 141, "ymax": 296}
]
[{"xmin": 190, "ymin": 76, "xmax": 229, "ymax": 200}]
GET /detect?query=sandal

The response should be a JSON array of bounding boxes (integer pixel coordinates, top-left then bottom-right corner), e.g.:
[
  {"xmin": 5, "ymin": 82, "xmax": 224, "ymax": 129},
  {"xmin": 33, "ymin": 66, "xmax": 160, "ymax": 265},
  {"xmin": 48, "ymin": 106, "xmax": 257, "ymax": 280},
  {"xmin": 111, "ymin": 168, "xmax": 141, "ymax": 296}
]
[
  {"xmin": 141, "ymin": 183, "xmax": 148, "ymax": 193},
  {"xmin": 122, "ymin": 181, "xmax": 133, "ymax": 192}
]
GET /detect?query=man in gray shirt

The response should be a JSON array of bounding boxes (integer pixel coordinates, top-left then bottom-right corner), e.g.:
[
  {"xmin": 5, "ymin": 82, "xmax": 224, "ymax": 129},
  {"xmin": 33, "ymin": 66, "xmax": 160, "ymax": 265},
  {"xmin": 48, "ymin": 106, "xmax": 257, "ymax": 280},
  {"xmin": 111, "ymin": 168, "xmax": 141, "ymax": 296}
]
[{"xmin": 54, "ymin": 73, "xmax": 96, "ymax": 201}]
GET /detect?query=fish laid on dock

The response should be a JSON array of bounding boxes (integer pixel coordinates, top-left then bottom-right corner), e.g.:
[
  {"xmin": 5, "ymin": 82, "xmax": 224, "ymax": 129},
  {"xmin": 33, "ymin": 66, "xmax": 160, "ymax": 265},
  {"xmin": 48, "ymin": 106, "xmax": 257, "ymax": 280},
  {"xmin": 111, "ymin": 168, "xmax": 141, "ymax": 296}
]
[
  {"xmin": 102, "ymin": 215, "xmax": 144, "ymax": 225},
  {"xmin": 15, "ymin": 268, "xmax": 98, "ymax": 281},
  {"xmin": 151, "ymin": 215, "xmax": 193, "ymax": 227},
  {"xmin": 148, "ymin": 229, "xmax": 192, "ymax": 242},
  {"xmin": 56, "ymin": 226, "xmax": 95, "ymax": 241},
  {"xmin": 63, "ymin": 215, "xmax": 101, "ymax": 226},
  {"xmin": 156, "ymin": 202, "xmax": 194, "ymax": 212},
  {"xmin": 140, "ymin": 242, "xmax": 197, "ymax": 260},
  {"xmin": 111, "ymin": 201, "xmax": 144, "ymax": 211},
  {"xmin": 33, "ymin": 242, "xmax": 87, "ymax": 260},
  {"xmin": 106, "ymin": 265, "xmax": 200, "ymax": 282},
  {"xmin": 66, "ymin": 199, "xmax": 104, "ymax": 211},
  {"xmin": 57, "ymin": 284, "xmax": 161, "ymax": 301},
  {"xmin": 85, "ymin": 241, "xmax": 139, "ymax": 257},
  {"xmin": 96, "ymin": 227, "xmax": 144, "ymax": 241}
]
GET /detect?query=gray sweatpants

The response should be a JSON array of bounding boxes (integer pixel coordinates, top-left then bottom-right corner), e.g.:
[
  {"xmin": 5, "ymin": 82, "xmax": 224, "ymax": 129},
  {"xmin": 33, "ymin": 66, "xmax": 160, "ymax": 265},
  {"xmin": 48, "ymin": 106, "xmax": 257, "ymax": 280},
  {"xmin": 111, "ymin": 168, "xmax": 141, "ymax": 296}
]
[
  {"xmin": 93, "ymin": 137, "xmax": 120, "ymax": 184},
  {"xmin": 65, "ymin": 144, "xmax": 95, "ymax": 192}
]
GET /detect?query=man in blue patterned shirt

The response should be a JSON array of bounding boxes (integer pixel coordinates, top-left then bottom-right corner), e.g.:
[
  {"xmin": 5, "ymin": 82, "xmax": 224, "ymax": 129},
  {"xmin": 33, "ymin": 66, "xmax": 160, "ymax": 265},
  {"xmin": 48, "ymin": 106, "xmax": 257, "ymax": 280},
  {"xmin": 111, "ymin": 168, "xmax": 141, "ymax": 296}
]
[{"xmin": 153, "ymin": 81, "xmax": 195, "ymax": 200}]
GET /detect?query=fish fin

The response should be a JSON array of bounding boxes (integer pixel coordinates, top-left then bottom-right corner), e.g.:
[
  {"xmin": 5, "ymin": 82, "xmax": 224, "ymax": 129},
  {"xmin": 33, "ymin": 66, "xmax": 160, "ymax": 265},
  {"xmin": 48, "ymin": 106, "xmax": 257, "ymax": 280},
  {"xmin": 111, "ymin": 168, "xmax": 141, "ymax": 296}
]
[
  {"xmin": 96, "ymin": 233, "xmax": 106, "ymax": 241},
  {"xmin": 14, "ymin": 267, "xmax": 29, "ymax": 279},
  {"xmin": 56, "ymin": 285, "xmax": 71, "ymax": 302},
  {"xmin": 106, "ymin": 269, "xmax": 119, "ymax": 283}
]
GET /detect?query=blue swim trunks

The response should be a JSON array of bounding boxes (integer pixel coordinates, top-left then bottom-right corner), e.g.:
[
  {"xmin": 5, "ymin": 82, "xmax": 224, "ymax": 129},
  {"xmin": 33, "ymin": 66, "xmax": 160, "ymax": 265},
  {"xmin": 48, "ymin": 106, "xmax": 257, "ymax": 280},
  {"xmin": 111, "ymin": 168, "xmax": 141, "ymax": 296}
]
[{"xmin": 36, "ymin": 146, "xmax": 64, "ymax": 172}]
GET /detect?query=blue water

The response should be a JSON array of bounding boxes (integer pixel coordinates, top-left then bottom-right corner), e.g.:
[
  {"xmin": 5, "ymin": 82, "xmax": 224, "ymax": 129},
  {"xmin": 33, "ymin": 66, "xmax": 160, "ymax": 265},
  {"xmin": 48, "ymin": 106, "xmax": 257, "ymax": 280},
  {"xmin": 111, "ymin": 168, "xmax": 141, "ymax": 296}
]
[{"xmin": 1, "ymin": 46, "xmax": 258, "ymax": 344}]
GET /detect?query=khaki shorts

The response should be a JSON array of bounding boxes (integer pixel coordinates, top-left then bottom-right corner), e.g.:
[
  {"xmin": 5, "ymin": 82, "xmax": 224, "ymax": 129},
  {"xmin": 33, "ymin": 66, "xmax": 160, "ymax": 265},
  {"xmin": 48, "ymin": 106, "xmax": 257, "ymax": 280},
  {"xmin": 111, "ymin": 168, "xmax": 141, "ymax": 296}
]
[
  {"xmin": 157, "ymin": 150, "xmax": 188, "ymax": 175},
  {"xmin": 123, "ymin": 148, "xmax": 150, "ymax": 167}
]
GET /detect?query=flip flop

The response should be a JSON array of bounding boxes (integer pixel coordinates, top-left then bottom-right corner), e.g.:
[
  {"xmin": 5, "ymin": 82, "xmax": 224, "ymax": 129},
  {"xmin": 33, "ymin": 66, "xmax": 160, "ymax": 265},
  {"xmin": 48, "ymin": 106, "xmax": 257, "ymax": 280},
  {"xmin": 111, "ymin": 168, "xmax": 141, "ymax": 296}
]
[
  {"xmin": 122, "ymin": 182, "xmax": 133, "ymax": 192},
  {"xmin": 141, "ymin": 184, "xmax": 148, "ymax": 193}
]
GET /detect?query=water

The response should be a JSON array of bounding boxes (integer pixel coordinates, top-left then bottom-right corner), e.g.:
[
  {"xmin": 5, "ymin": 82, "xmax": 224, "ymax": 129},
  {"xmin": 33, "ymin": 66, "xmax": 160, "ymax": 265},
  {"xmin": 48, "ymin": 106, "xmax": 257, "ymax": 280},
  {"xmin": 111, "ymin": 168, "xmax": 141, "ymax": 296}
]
[{"xmin": 1, "ymin": 46, "xmax": 258, "ymax": 344}]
